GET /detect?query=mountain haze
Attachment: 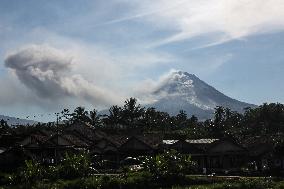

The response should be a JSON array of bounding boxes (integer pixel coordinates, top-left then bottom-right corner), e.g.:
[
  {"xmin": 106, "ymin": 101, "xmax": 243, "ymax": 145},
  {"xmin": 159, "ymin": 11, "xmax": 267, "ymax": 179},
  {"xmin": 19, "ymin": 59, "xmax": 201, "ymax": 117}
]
[
  {"xmin": 0, "ymin": 115, "xmax": 36, "ymax": 126},
  {"xmin": 145, "ymin": 71, "xmax": 256, "ymax": 120}
]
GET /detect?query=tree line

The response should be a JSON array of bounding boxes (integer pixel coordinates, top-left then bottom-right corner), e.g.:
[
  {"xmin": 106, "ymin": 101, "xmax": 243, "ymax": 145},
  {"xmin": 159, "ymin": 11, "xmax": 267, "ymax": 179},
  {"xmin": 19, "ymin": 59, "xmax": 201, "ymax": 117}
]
[{"xmin": 1, "ymin": 98, "xmax": 284, "ymax": 142}]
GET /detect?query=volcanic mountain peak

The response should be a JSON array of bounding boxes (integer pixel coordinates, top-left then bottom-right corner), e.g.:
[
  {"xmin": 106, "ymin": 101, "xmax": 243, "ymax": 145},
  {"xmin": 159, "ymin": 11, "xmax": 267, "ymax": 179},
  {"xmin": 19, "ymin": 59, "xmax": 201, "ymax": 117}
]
[
  {"xmin": 148, "ymin": 71, "xmax": 256, "ymax": 119},
  {"xmin": 154, "ymin": 71, "xmax": 208, "ymax": 95}
]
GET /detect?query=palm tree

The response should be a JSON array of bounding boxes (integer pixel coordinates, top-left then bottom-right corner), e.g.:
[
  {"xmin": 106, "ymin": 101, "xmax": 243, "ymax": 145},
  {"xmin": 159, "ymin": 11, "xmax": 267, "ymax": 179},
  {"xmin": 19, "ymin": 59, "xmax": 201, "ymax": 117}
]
[
  {"xmin": 72, "ymin": 107, "xmax": 90, "ymax": 123},
  {"xmin": 213, "ymin": 106, "xmax": 226, "ymax": 137},
  {"xmin": 189, "ymin": 115, "xmax": 198, "ymax": 125},
  {"xmin": 0, "ymin": 119, "xmax": 9, "ymax": 134},
  {"xmin": 123, "ymin": 98, "xmax": 144, "ymax": 127},
  {"xmin": 141, "ymin": 107, "xmax": 157, "ymax": 131},
  {"xmin": 175, "ymin": 110, "xmax": 187, "ymax": 129},
  {"xmin": 106, "ymin": 105, "xmax": 123, "ymax": 127},
  {"xmin": 89, "ymin": 109, "xmax": 101, "ymax": 127}
]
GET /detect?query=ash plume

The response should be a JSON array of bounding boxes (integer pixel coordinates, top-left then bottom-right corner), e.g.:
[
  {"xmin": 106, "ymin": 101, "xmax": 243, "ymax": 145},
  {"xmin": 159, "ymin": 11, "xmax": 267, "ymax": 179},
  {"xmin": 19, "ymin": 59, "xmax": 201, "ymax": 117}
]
[{"xmin": 4, "ymin": 45, "xmax": 121, "ymax": 107}]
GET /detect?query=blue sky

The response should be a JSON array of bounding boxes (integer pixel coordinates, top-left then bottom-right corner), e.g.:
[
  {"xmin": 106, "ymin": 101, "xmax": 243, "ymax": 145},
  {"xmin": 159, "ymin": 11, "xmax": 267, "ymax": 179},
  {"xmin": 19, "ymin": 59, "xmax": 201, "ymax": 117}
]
[{"xmin": 0, "ymin": 0, "xmax": 284, "ymax": 121}]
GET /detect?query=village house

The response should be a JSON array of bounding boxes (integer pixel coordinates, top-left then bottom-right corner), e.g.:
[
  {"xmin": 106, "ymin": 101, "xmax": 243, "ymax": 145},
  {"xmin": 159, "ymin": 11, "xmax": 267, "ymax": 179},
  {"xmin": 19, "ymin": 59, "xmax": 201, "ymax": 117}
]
[
  {"xmin": 163, "ymin": 138, "xmax": 247, "ymax": 173},
  {"xmin": 1, "ymin": 121, "xmax": 283, "ymax": 176},
  {"xmin": 243, "ymin": 135, "xmax": 284, "ymax": 174}
]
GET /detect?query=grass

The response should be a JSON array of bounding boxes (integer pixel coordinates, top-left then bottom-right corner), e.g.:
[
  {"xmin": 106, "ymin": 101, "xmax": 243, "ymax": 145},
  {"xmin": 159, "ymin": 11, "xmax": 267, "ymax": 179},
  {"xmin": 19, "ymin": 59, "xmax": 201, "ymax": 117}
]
[
  {"xmin": 171, "ymin": 180, "xmax": 284, "ymax": 189},
  {"xmin": 1, "ymin": 169, "xmax": 284, "ymax": 189}
]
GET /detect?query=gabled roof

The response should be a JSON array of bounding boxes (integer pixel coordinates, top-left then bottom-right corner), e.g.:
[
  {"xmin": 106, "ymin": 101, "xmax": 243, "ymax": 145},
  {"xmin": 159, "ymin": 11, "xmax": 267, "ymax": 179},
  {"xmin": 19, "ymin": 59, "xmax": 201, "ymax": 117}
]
[
  {"xmin": 20, "ymin": 134, "xmax": 49, "ymax": 147},
  {"xmin": 29, "ymin": 130, "xmax": 54, "ymax": 137},
  {"xmin": 170, "ymin": 140, "xmax": 205, "ymax": 154},
  {"xmin": 184, "ymin": 139, "xmax": 220, "ymax": 151},
  {"xmin": 163, "ymin": 140, "xmax": 179, "ymax": 145},
  {"xmin": 43, "ymin": 133, "xmax": 88, "ymax": 147},
  {"xmin": 96, "ymin": 137, "xmax": 120, "ymax": 148},
  {"xmin": 207, "ymin": 138, "xmax": 246, "ymax": 154},
  {"xmin": 186, "ymin": 139, "xmax": 219, "ymax": 144},
  {"xmin": 61, "ymin": 134, "xmax": 89, "ymax": 147},
  {"xmin": 137, "ymin": 134, "xmax": 163, "ymax": 148},
  {"xmin": 64, "ymin": 121, "xmax": 106, "ymax": 142},
  {"xmin": 63, "ymin": 130, "xmax": 93, "ymax": 145},
  {"xmin": 119, "ymin": 136, "xmax": 154, "ymax": 151},
  {"xmin": 101, "ymin": 135, "xmax": 129, "ymax": 147},
  {"xmin": 162, "ymin": 138, "xmax": 246, "ymax": 154}
]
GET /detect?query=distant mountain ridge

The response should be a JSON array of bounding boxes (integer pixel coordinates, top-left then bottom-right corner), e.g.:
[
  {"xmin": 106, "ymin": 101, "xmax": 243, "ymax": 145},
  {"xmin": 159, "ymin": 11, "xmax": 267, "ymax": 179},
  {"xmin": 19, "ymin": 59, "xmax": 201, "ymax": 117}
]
[
  {"xmin": 0, "ymin": 115, "xmax": 36, "ymax": 125},
  {"xmin": 145, "ymin": 71, "xmax": 256, "ymax": 119}
]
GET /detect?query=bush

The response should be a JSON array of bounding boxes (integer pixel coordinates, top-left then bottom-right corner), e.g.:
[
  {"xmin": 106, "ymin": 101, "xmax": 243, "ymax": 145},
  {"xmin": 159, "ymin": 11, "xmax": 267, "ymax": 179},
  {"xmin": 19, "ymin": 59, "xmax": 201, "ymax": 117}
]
[
  {"xmin": 98, "ymin": 175, "xmax": 120, "ymax": 189},
  {"xmin": 57, "ymin": 153, "xmax": 92, "ymax": 179},
  {"xmin": 141, "ymin": 150, "xmax": 197, "ymax": 179},
  {"xmin": 241, "ymin": 178, "xmax": 274, "ymax": 189},
  {"xmin": 275, "ymin": 181, "xmax": 284, "ymax": 189},
  {"xmin": 198, "ymin": 179, "xmax": 274, "ymax": 189},
  {"xmin": 8, "ymin": 160, "xmax": 45, "ymax": 187},
  {"xmin": 83, "ymin": 176, "xmax": 100, "ymax": 188},
  {"xmin": 123, "ymin": 171, "xmax": 153, "ymax": 189}
]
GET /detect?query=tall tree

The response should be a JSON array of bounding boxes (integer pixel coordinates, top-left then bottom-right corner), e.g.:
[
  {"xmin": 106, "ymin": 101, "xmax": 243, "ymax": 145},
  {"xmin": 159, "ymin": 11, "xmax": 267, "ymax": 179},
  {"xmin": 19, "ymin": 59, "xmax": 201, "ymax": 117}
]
[
  {"xmin": 89, "ymin": 109, "xmax": 101, "ymax": 127},
  {"xmin": 0, "ymin": 119, "xmax": 9, "ymax": 134},
  {"xmin": 71, "ymin": 107, "xmax": 90, "ymax": 123},
  {"xmin": 212, "ymin": 106, "xmax": 226, "ymax": 137},
  {"xmin": 122, "ymin": 98, "xmax": 144, "ymax": 127},
  {"xmin": 175, "ymin": 110, "xmax": 187, "ymax": 129},
  {"xmin": 106, "ymin": 105, "xmax": 123, "ymax": 128}
]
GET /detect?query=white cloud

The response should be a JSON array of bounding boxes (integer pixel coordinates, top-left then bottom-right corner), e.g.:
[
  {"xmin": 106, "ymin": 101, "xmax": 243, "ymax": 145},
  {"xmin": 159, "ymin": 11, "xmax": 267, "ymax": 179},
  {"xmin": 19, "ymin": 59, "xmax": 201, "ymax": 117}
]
[{"xmin": 118, "ymin": 0, "xmax": 284, "ymax": 46}]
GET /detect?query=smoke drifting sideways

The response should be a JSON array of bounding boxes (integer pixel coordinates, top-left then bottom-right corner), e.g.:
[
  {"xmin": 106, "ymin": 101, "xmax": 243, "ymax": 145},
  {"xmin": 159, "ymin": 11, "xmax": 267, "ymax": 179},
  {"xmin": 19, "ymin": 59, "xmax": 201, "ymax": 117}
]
[{"xmin": 4, "ymin": 45, "xmax": 122, "ymax": 108}]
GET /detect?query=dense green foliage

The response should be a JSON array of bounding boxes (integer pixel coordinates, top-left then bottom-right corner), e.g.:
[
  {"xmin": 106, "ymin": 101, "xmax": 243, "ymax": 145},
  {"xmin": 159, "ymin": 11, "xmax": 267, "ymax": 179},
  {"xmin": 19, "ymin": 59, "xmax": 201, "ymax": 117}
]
[
  {"xmin": 0, "ymin": 151, "xmax": 200, "ymax": 188},
  {"xmin": 3, "ymin": 151, "xmax": 283, "ymax": 189},
  {"xmin": 7, "ymin": 153, "xmax": 93, "ymax": 185},
  {"xmin": 172, "ymin": 179, "xmax": 284, "ymax": 189},
  {"xmin": 2, "ymin": 99, "xmax": 284, "ymax": 143},
  {"xmin": 3, "ymin": 172, "xmax": 284, "ymax": 189},
  {"xmin": 142, "ymin": 150, "xmax": 197, "ymax": 177}
]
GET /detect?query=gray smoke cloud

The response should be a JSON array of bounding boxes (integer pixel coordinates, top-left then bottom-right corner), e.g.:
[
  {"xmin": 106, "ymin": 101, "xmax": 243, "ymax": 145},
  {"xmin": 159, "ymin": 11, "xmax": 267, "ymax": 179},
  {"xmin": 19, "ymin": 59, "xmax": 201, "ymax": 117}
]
[{"xmin": 4, "ymin": 45, "xmax": 122, "ymax": 107}]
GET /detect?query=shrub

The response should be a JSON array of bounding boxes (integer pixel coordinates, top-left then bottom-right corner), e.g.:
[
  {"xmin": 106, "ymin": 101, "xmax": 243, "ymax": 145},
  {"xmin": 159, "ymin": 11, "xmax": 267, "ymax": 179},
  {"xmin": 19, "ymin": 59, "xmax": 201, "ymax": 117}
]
[
  {"xmin": 83, "ymin": 177, "xmax": 100, "ymax": 188},
  {"xmin": 274, "ymin": 181, "xmax": 284, "ymax": 189},
  {"xmin": 57, "ymin": 153, "xmax": 92, "ymax": 179},
  {"xmin": 123, "ymin": 171, "xmax": 153, "ymax": 189},
  {"xmin": 43, "ymin": 165, "xmax": 60, "ymax": 181},
  {"xmin": 141, "ymin": 150, "xmax": 196, "ymax": 179},
  {"xmin": 239, "ymin": 178, "xmax": 273, "ymax": 189},
  {"xmin": 9, "ymin": 160, "xmax": 45, "ymax": 187},
  {"xmin": 98, "ymin": 175, "xmax": 120, "ymax": 189}
]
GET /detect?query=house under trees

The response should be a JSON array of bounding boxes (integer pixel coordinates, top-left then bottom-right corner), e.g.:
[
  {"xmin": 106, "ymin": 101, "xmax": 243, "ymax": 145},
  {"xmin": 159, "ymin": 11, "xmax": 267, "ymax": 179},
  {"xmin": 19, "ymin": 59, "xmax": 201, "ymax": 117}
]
[{"xmin": 1, "ymin": 121, "xmax": 284, "ymax": 175}]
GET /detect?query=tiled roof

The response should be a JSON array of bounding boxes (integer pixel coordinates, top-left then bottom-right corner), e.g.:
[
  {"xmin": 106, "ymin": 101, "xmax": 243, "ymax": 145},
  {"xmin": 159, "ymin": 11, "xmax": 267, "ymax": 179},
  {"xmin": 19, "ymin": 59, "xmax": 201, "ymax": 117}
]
[
  {"xmin": 162, "ymin": 139, "xmax": 219, "ymax": 146},
  {"xmin": 103, "ymin": 135, "xmax": 129, "ymax": 147},
  {"xmin": 186, "ymin": 139, "xmax": 219, "ymax": 144},
  {"xmin": 64, "ymin": 121, "xmax": 96, "ymax": 140},
  {"xmin": 61, "ymin": 134, "xmax": 89, "ymax": 147},
  {"xmin": 20, "ymin": 134, "xmax": 49, "ymax": 147},
  {"xmin": 64, "ymin": 122, "xmax": 112, "ymax": 143},
  {"xmin": 43, "ymin": 133, "xmax": 89, "ymax": 147},
  {"xmin": 30, "ymin": 130, "xmax": 54, "ymax": 137},
  {"xmin": 63, "ymin": 130, "xmax": 93, "ymax": 145},
  {"xmin": 163, "ymin": 140, "xmax": 179, "ymax": 145}
]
